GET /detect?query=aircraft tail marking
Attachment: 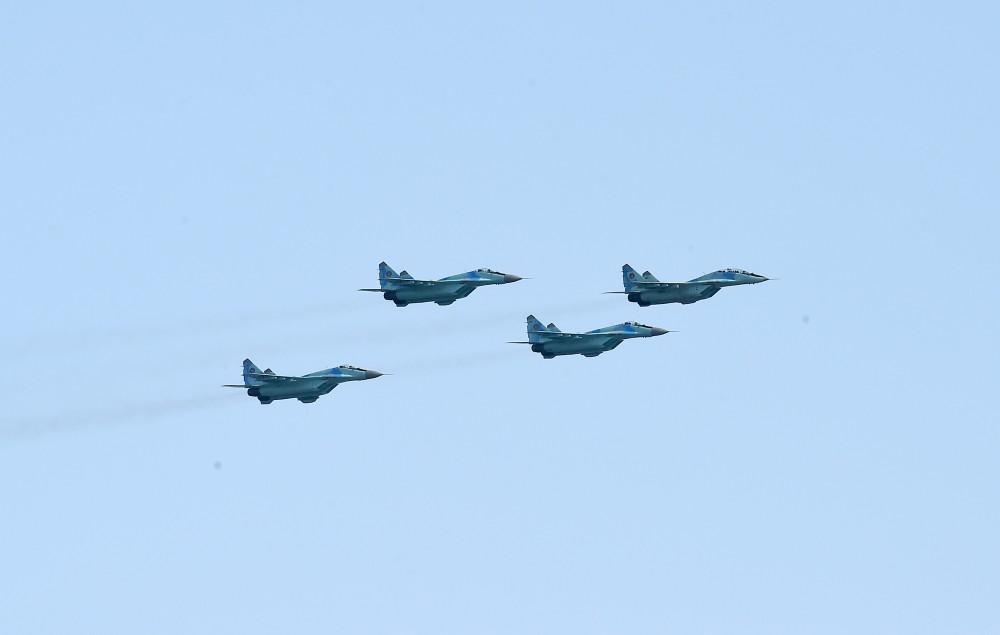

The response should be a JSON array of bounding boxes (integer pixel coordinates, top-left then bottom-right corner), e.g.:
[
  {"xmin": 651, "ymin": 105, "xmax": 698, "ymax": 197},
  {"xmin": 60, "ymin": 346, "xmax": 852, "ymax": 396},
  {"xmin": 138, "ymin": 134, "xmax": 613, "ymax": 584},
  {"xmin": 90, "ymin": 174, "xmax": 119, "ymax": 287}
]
[
  {"xmin": 526, "ymin": 315, "xmax": 547, "ymax": 332},
  {"xmin": 378, "ymin": 261, "xmax": 399, "ymax": 285},
  {"xmin": 623, "ymin": 264, "xmax": 642, "ymax": 290},
  {"xmin": 243, "ymin": 359, "xmax": 264, "ymax": 384}
]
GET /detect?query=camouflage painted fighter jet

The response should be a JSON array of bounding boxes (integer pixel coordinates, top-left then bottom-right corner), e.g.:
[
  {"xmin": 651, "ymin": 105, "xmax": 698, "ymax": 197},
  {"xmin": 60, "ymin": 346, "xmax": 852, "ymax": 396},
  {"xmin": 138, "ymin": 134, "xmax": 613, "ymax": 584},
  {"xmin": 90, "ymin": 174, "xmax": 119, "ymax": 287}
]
[
  {"xmin": 610, "ymin": 264, "xmax": 770, "ymax": 306},
  {"xmin": 360, "ymin": 262, "xmax": 523, "ymax": 306},
  {"xmin": 224, "ymin": 359, "xmax": 384, "ymax": 404},
  {"xmin": 511, "ymin": 315, "xmax": 671, "ymax": 359}
]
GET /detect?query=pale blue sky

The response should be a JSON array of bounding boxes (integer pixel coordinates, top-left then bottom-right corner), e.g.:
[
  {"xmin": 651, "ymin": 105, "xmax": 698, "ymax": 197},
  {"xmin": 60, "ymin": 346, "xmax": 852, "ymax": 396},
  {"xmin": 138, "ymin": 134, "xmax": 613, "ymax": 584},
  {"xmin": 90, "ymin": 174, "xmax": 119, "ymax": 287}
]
[{"xmin": 2, "ymin": 1, "xmax": 998, "ymax": 633}]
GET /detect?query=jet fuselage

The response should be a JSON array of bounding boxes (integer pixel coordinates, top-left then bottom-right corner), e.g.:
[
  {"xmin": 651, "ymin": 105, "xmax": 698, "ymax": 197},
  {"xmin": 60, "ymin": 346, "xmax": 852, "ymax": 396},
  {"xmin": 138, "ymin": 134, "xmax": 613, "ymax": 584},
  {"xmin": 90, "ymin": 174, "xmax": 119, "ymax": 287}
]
[
  {"xmin": 364, "ymin": 263, "xmax": 523, "ymax": 307},
  {"xmin": 229, "ymin": 360, "xmax": 384, "ymax": 404},
  {"xmin": 621, "ymin": 266, "xmax": 768, "ymax": 306},
  {"xmin": 521, "ymin": 316, "xmax": 669, "ymax": 359}
]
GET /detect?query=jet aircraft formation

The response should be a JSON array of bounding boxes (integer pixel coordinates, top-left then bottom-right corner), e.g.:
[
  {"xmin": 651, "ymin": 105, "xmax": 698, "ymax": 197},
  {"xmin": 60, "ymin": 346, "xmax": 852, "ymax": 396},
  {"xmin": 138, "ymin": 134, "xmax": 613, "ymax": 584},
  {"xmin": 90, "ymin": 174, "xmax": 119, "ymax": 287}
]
[{"xmin": 226, "ymin": 262, "xmax": 770, "ymax": 403}]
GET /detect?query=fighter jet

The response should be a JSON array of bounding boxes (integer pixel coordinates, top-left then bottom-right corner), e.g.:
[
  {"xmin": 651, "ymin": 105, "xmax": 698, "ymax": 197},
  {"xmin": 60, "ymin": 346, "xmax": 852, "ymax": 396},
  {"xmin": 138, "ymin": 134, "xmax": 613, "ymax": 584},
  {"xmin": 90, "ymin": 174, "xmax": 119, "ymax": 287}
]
[
  {"xmin": 223, "ymin": 359, "xmax": 385, "ymax": 404},
  {"xmin": 610, "ymin": 264, "xmax": 770, "ymax": 306},
  {"xmin": 510, "ymin": 315, "xmax": 671, "ymax": 359},
  {"xmin": 360, "ymin": 262, "xmax": 523, "ymax": 306}
]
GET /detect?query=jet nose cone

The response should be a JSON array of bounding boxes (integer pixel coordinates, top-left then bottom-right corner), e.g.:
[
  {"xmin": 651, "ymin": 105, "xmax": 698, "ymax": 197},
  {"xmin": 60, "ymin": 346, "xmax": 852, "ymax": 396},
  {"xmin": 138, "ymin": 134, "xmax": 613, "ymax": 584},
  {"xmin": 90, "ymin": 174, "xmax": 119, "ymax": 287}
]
[
  {"xmin": 650, "ymin": 327, "xmax": 670, "ymax": 336},
  {"xmin": 503, "ymin": 274, "xmax": 522, "ymax": 283},
  {"xmin": 364, "ymin": 370, "xmax": 384, "ymax": 379}
]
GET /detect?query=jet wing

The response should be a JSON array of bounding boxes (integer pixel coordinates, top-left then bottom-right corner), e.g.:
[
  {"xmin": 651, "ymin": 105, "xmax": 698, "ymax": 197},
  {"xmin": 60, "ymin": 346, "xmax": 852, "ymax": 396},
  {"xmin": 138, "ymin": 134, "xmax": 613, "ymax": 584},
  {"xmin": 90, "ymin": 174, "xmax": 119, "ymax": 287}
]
[
  {"xmin": 246, "ymin": 372, "xmax": 331, "ymax": 382},
  {"xmin": 390, "ymin": 277, "xmax": 483, "ymax": 285},
  {"xmin": 223, "ymin": 384, "xmax": 253, "ymax": 388},
  {"xmin": 431, "ymin": 279, "xmax": 484, "ymax": 285},
  {"xmin": 540, "ymin": 331, "xmax": 627, "ymax": 339},
  {"xmin": 511, "ymin": 332, "xmax": 628, "ymax": 345},
  {"xmin": 361, "ymin": 278, "xmax": 480, "ymax": 292},
  {"xmin": 606, "ymin": 280, "xmax": 730, "ymax": 293},
  {"xmin": 359, "ymin": 278, "xmax": 433, "ymax": 290},
  {"xmin": 386, "ymin": 277, "xmax": 442, "ymax": 285},
  {"xmin": 632, "ymin": 279, "xmax": 731, "ymax": 287}
]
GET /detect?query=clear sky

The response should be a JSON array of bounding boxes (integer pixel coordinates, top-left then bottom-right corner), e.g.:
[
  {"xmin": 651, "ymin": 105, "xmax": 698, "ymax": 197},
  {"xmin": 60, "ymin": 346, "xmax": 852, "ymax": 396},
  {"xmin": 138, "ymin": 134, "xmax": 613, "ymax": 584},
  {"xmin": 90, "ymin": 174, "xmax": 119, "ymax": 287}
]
[{"xmin": 2, "ymin": 1, "xmax": 998, "ymax": 633}]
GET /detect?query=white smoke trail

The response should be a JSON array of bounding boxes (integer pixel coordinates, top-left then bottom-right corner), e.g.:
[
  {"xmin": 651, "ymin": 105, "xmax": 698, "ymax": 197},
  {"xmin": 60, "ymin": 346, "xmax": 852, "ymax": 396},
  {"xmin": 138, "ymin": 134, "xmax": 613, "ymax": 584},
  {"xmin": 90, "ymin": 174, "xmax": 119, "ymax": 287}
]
[{"xmin": 0, "ymin": 392, "xmax": 242, "ymax": 445}]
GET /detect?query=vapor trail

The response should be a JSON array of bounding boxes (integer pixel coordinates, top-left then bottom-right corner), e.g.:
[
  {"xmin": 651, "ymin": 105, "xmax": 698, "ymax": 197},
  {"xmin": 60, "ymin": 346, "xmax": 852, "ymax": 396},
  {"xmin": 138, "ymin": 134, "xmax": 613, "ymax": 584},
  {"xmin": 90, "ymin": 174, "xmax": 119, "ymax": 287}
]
[
  {"xmin": 245, "ymin": 296, "xmax": 617, "ymax": 351},
  {"xmin": 10, "ymin": 298, "xmax": 379, "ymax": 360},
  {"xmin": 59, "ymin": 295, "xmax": 621, "ymax": 376},
  {"xmin": 0, "ymin": 392, "xmax": 242, "ymax": 445}
]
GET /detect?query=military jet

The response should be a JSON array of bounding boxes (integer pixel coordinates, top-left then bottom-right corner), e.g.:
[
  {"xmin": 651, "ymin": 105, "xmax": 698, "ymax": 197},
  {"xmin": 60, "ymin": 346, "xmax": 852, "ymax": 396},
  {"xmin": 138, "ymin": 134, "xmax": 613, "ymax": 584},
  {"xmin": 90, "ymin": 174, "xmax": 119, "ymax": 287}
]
[
  {"xmin": 223, "ymin": 359, "xmax": 385, "ymax": 404},
  {"xmin": 610, "ymin": 264, "xmax": 770, "ymax": 306},
  {"xmin": 510, "ymin": 315, "xmax": 671, "ymax": 359},
  {"xmin": 360, "ymin": 262, "xmax": 523, "ymax": 306}
]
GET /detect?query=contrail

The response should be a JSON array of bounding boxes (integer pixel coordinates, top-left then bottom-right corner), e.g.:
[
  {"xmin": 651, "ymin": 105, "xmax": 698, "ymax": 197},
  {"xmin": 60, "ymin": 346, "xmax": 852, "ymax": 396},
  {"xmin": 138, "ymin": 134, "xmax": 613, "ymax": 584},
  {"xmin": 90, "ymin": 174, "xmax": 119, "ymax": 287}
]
[
  {"xmin": 5, "ymin": 295, "xmax": 625, "ymax": 408},
  {"xmin": 14, "ymin": 295, "xmax": 616, "ymax": 361},
  {"xmin": 245, "ymin": 296, "xmax": 617, "ymax": 351},
  {"xmin": 9, "ymin": 298, "xmax": 379, "ymax": 360},
  {"xmin": 0, "ymin": 392, "xmax": 242, "ymax": 445},
  {"xmin": 45, "ymin": 296, "xmax": 620, "ymax": 376}
]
